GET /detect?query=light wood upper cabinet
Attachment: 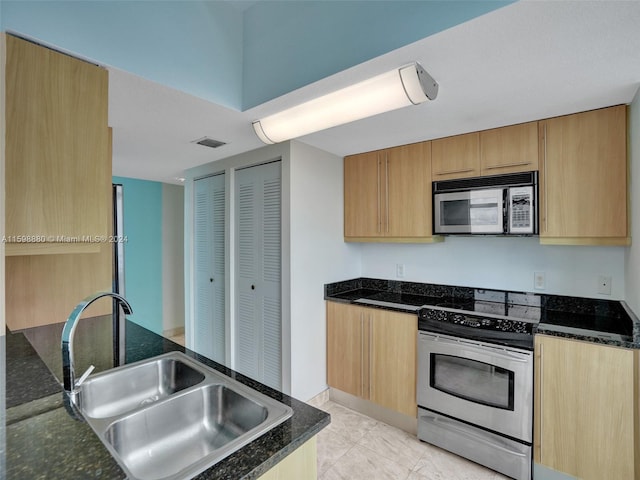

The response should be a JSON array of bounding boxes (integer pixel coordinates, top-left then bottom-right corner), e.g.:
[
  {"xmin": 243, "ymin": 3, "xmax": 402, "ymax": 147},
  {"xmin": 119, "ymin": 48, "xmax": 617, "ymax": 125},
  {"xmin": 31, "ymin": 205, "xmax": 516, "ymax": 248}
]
[
  {"xmin": 344, "ymin": 142, "xmax": 437, "ymax": 242},
  {"xmin": 431, "ymin": 132, "xmax": 480, "ymax": 180},
  {"xmin": 5, "ymin": 34, "xmax": 110, "ymax": 249},
  {"xmin": 534, "ymin": 335, "xmax": 639, "ymax": 480},
  {"xmin": 480, "ymin": 121, "xmax": 538, "ymax": 175},
  {"xmin": 3, "ymin": 34, "xmax": 112, "ymax": 329},
  {"xmin": 326, "ymin": 301, "xmax": 417, "ymax": 417},
  {"xmin": 386, "ymin": 143, "xmax": 432, "ymax": 238},
  {"xmin": 344, "ymin": 151, "xmax": 380, "ymax": 238},
  {"xmin": 539, "ymin": 105, "xmax": 628, "ymax": 245}
]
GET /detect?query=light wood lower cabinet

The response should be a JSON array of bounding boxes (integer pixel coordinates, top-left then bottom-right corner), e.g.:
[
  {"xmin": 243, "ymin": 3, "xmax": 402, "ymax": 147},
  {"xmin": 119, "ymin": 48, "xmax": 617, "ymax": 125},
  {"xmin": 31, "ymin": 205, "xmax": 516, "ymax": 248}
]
[
  {"xmin": 326, "ymin": 301, "xmax": 417, "ymax": 417},
  {"xmin": 534, "ymin": 335, "xmax": 639, "ymax": 480},
  {"xmin": 257, "ymin": 437, "xmax": 317, "ymax": 480}
]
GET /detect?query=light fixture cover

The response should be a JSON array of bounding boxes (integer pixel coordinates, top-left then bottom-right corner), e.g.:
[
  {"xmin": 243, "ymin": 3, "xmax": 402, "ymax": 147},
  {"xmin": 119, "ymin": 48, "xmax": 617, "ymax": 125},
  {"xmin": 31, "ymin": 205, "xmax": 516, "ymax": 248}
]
[{"xmin": 252, "ymin": 62, "xmax": 438, "ymax": 144}]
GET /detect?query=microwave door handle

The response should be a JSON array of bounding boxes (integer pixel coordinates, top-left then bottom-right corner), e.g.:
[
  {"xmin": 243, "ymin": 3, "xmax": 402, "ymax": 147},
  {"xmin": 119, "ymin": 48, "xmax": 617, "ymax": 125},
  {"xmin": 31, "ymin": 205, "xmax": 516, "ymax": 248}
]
[{"xmin": 503, "ymin": 189, "xmax": 509, "ymax": 234}]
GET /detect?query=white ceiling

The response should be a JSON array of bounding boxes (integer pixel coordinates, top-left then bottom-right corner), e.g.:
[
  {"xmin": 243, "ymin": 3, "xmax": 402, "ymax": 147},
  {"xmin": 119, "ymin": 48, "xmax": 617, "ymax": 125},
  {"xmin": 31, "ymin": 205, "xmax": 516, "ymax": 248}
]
[{"xmin": 109, "ymin": 1, "xmax": 640, "ymax": 184}]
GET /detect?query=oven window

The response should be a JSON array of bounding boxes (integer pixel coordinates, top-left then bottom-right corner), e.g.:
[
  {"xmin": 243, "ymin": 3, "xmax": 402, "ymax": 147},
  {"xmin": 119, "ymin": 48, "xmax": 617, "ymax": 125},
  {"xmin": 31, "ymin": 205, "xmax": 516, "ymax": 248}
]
[
  {"xmin": 429, "ymin": 354, "xmax": 515, "ymax": 410},
  {"xmin": 440, "ymin": 200, "xmax": 470, "ymax": 226}
]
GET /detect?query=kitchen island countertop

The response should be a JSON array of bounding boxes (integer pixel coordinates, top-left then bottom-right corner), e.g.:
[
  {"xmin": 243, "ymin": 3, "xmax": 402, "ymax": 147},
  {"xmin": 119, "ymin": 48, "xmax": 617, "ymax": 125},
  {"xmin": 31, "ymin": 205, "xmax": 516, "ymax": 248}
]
[{"xmin": 4, "ymin": 319, "xmax": 329, "ymax": 479}]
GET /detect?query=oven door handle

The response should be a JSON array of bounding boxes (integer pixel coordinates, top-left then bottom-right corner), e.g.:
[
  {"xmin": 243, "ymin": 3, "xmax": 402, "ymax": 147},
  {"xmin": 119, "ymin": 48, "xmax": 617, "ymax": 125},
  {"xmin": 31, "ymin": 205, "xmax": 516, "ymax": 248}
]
[
  {"xmin": 423, "ymin": 412, "xmax": 529, "ymax": 458},
  {"xmin": 424, "ymin": 335, "xmax": 531, "ymax": 363}
]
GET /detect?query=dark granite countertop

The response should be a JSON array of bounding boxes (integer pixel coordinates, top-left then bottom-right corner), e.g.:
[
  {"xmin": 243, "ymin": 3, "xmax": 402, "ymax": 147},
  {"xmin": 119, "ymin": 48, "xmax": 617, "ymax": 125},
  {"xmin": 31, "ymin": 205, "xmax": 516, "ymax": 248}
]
[
  {"xmin": 5, "ymin": 319, "xmax": 329, "ymax": 480},
  {"xmin": 325, "ymin": 277, "xmax": 640, "ymax": 349}
]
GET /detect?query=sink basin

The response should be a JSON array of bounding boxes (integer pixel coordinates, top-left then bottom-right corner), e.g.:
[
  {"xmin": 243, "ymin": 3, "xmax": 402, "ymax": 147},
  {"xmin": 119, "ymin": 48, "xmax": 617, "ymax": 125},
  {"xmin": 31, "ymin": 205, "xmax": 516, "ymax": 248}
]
[
  {"xmin": 77, "ymin": 352, "xmax": 293, "ymax": 480},
  {"xmin": 105, "ymin": 385, "xmax": 269, "ymax": 480},
  {"xmin": 79, "ymin": 356, "xmax": 205, "ymax": 418}
]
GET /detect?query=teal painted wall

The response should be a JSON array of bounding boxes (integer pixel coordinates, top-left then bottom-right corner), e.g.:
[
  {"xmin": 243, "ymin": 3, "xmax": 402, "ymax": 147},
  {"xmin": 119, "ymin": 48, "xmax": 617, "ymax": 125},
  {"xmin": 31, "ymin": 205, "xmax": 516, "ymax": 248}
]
[
  {"xmin": 1, "ymin": 1, "xmax": 244, "ymax": 109},
  {"xmin": 241, "ymin": 0, "xmax": 512, "ymax": 108},
  {"xmin": 0, "ymin": 0, "xmax": 512, "ymax": 110},
  {"xmin": 113, "ymin": 176, "xmax": 163, "ymax": 334}
]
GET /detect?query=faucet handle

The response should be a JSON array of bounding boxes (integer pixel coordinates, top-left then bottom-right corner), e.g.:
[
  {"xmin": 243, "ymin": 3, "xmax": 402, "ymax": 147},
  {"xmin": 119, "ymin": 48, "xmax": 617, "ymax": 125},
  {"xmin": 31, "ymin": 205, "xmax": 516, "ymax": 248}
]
[{"xmin": 75, "ymin": 365, "xmax": 95, "ymax": 389}]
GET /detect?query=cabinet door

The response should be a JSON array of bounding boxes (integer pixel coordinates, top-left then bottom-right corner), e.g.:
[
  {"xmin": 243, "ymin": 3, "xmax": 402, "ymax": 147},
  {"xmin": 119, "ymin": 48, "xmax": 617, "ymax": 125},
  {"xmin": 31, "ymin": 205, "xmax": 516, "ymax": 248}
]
[
  {"xmin": 480, "ymin": 122, "xmax": 538, "ymax": 175},
  {"xmin": 539, "ymin": 106, "xmax": 627, "ymax": 243},
  {"xmin": 326, "ymin": 302, "xmax": 367, "ymax": 398},
  {"xmin": 5, "ymin": 34, "xmax": 109, "ymax": 242},
  {"xmin": 431, "ymin": 132, "xmax": 480, "ymax": 180},
  {"xmin": 344, "ymin": 151, "xmax": 381, "ymax": 238},
  {"xmin": 534, "ymin": 335, "xmax": 637, "ymax": 480},
  {"xmin": 385, "ymin": 142, "xmax": 432, "ymax": 238},
  {"xmin": 369, "ymin": 309, "xmax": 417, "ymax": 417}
]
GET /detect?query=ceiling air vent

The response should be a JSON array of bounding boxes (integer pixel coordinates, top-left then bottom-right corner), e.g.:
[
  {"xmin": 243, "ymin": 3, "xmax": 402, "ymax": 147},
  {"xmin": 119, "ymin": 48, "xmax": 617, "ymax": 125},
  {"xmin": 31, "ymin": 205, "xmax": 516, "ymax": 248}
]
[{"xmin": 192, "ymin": 137, "xmax": 227, "ymax": 148}]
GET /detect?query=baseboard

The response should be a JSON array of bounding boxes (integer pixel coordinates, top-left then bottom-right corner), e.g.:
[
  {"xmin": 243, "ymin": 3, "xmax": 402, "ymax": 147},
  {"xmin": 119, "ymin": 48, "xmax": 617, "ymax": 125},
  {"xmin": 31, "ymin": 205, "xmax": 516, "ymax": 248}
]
[
  {"xmin": 306, "ymin": 388, "xmax": 330, "ymax": 409},
  {"xmin": 329, "ymin": 388, "xmax": 417, "ymax": 435},
  {"xmin": 163, "ymin": 326, "xmax": 184, "ymax": 338}
]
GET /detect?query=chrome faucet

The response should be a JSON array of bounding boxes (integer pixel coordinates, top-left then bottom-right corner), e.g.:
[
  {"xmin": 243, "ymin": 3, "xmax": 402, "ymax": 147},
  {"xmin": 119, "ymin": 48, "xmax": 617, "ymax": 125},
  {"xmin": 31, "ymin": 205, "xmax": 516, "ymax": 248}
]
[{"xmin": 61, "ymin": 292, "xmax": 133, "ymax": 403}]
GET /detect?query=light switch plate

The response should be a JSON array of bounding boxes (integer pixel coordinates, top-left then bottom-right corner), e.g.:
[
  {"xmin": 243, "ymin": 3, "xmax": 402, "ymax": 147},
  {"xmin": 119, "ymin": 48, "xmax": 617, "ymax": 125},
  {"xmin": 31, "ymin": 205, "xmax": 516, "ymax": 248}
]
[
  {"xmin": 534, "ymin": 271, "xmax": 545, "ymax": 290},
  {"xmin": 396, "ymin": 264, "xmax": 405, "ymax": 278}
]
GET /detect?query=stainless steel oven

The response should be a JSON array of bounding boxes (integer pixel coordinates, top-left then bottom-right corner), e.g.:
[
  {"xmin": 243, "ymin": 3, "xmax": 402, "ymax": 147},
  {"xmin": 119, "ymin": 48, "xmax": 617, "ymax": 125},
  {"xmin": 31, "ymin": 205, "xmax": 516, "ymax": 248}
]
[{"xmin": 417, "ymin": 303, "xmax": 537, "ymax": 480}]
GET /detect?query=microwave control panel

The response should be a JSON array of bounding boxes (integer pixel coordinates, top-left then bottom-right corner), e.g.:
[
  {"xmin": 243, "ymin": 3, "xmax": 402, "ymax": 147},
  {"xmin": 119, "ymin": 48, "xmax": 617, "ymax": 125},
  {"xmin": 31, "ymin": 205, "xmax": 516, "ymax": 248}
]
[{"xmin": 508, "ymin": 186, "xmax": 534, "ymax": 234}]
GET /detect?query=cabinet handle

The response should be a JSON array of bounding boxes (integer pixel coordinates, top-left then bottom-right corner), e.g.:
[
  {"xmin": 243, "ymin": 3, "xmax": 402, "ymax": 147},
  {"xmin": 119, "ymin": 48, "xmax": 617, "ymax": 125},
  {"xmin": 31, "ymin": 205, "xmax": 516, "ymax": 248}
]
[
  {"xmin": 360, "ymin": 313, "xmax": 365, "ymax": 398},
  {"xmin": 543, "ymin": 124, "xmax": 548, "ymax": 233},
  {"xmin": 368, "ymin": 315, "xmax": 373, "ymax": 399},
  {"xmin": 377, "ymin": 157, "xmax": 382, "ymax": 233},
  {"xmin": 385, "ymin": 155, "xmax": 390, "ymax": 234},
  {"xmin": 435, "ymin": 168, "xmax": 474, "ymax": 176},
  {"xmin": 484, "ymin": 161, "xmax": 531, "ymax": 170},
  {"xmin": 538, "ymin": 342, "xmax": 544, "ymax": 463}
]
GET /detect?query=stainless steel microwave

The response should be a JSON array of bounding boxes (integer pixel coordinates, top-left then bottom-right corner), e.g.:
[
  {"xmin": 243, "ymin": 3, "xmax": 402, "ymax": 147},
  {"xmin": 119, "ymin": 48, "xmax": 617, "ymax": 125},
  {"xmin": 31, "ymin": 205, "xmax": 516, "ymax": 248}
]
[{"xmin": 433, "ymin": 171, "xmax": 538, "ymax": 235}]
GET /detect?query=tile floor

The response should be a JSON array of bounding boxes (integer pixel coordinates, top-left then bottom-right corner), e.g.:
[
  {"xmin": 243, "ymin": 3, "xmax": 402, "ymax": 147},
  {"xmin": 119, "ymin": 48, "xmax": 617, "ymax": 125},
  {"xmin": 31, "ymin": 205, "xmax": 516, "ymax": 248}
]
[
  {"xmin": 163, "ymin": 333, "xmax": 509, "ymax": 479},
  {"xmin": 316, "ymin": 401, "xmax": 510, "ymax": 480},
  {"xmin": 168, "ymin": 333, "xmax": 185, "ymax": 346}
]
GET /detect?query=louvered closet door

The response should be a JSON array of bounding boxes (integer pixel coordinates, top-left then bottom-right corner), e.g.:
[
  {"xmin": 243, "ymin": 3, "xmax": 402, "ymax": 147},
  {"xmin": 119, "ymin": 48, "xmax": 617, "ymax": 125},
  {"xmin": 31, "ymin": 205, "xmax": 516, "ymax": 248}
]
[
  {"xmin": 194, "ymin": 174, "xmax": 226, "ymax": 363},
  {"xmin": 235, "ymin": 161, "xmax": 282, "ymax": 390}
]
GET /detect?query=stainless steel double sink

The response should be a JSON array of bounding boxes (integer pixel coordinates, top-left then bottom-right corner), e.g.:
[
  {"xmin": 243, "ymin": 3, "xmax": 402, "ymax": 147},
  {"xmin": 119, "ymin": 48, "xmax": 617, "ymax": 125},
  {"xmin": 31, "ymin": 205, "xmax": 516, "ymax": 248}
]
[{"xmin": 76, "ymin": 351, "xmax": 293, "ymax": 480}]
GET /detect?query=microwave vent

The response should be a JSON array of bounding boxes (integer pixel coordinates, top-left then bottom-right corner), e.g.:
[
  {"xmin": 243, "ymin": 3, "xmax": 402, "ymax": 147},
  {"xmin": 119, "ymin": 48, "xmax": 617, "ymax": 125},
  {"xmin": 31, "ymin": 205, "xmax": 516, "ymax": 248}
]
[{"xmin": 433, "ymin": 171, "xmax": 537, "ymax": 193}]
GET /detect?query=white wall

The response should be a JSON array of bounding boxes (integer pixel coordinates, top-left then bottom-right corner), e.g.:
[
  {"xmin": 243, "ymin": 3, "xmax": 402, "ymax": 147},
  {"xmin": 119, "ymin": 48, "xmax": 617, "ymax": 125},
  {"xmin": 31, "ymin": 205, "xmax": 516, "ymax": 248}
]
[
  {"xmin": 289, "ymin": 141, "xmax": 360, "ymax": 401},
  {"xmin": 625, "ymin": 88, "xmax": 640, "ymax": 313},
  {"xmin": 361, "ymin": 236, "xmax": 626, "ymax": 299},
  {"xmin": 162, "ymin": 183, "xmax": 185, "ymax": 333}
]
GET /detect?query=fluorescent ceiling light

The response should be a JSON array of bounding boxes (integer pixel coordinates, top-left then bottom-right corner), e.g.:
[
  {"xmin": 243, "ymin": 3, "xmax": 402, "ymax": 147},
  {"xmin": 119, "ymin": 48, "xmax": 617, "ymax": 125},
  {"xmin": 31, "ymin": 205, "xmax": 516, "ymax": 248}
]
[{"xmin": 252, "ymin": 62, "xmax": 438, "ymax": 144}]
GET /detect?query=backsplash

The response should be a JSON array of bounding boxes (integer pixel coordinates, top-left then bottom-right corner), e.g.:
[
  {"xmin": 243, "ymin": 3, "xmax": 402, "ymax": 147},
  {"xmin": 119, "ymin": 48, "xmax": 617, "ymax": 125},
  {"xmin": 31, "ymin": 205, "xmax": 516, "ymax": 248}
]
[{"xmin": 359, "ymin": 236, "xmax": 626, "ymax": 300}]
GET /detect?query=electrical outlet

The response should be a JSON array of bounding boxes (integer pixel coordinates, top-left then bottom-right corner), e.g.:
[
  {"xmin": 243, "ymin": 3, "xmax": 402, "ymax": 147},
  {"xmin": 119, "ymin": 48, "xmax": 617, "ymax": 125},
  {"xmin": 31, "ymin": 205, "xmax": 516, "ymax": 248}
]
[
  {"xmin": 597, "ymin": 275, "xmax": 612, "ymax": 295},
  {"xmin": 534, "ymin": 272, "xmax": 545, "ymax": 290},
  {"xmin": 396, "ymin": 264, "xmax": 405, "ymax": 279}
]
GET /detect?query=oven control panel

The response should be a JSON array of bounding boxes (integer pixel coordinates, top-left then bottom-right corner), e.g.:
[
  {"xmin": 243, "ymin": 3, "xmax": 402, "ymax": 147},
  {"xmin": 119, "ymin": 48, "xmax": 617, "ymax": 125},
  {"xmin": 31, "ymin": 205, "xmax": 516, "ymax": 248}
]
[{"xmin": 418, "ymin": 307, "xmax": 534, "ymax": 350}]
